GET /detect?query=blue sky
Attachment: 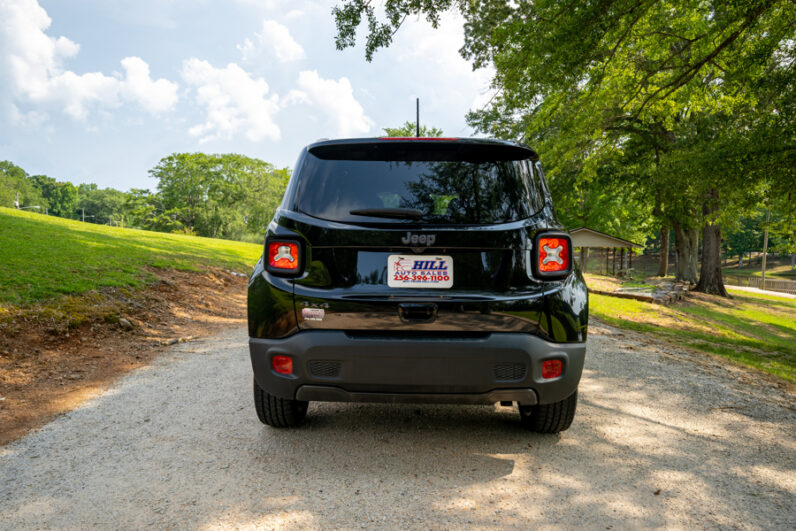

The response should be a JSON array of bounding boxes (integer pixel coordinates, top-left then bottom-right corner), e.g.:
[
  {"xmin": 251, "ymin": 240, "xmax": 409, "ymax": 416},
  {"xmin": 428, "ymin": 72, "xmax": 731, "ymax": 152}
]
[{"xmin": 0, "ymin": 0, "xmax": 494, "ymax": 191}]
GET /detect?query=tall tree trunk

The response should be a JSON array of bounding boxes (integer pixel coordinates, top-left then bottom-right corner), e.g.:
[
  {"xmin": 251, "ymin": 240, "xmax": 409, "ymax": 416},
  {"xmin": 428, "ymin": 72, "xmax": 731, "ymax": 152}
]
[
  {"xmin": 652, "ymin": 191, "xmax": 668, "ymax": 277},
  {"xmin": 695, "ymin": 222, "xmax": 728, "ymax": 295},
  {"xmin": 695, "ymin": 189, "xmax": 728, "ymax": 296},
  {"xmin": 657, "ymin": 223, "xmax": 670, "ymax": 276},
  {"xmin": 672, "ymin": 219, "xmax": 699, "ymax": 284}
]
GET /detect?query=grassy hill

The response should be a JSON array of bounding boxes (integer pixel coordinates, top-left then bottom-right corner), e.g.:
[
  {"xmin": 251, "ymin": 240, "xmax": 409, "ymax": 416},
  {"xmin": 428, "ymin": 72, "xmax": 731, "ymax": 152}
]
[{"xmin": 0, "ymin": 207, "xmax": 263, "ymax": 306}]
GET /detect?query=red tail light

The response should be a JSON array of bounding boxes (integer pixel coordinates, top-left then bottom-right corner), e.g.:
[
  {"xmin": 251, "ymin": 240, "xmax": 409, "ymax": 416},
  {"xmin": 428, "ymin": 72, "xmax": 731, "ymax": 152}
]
[
  {"xmin": 533, "ymin": 232, "xmax": 572, "ymax": 279},
  {"xmin": 272, "ymin": 355, "xmax": 293, "ymax": 375},
  {"xmin": 538, "ymin": 237, "xmax": 569, "ymax": 272},
  {"xmin": 266, "ymin": 240, "xmax": 302, "ymax": 275},
  {"xmin": 542, "ymin": 359, "xmax": 563, "ymax": 379}
]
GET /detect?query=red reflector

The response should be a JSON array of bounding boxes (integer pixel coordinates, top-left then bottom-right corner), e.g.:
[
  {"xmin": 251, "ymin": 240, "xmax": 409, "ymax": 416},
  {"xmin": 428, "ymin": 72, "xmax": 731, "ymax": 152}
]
[
  {"xmin": 538, "ymin": 237, "xmax": 570, "ymax": 273},
  {"xmin": 272, "ymin": 355, "xmax": 293, "ymax": 375},
  {"xmin": 542, "ymin": 360, "xmax": 563, "ymax": 379},
  {"xmin": 268, "ymin": 241, "xmax": 300, "ymax": 271}
]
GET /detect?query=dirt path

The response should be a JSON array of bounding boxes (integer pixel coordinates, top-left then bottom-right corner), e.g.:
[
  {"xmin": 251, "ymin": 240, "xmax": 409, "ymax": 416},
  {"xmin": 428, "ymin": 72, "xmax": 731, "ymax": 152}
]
[
  {"xmin": 0, "ymin": 268, "xmax": 248, "ymax": 445},
  {"xmin": 1, "ymin": 324, "xmax": 794, "ymax": 529}
]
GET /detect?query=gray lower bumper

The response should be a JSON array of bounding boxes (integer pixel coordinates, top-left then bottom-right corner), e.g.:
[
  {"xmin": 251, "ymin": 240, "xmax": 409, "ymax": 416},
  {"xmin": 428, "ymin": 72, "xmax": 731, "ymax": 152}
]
[
  {"xmin": 250, "ymin": 331, "xmax": 585, "ymax": 405},
  {"xmin": 295, "ymin": 386, "xmax": 539, "ymax": 405}
]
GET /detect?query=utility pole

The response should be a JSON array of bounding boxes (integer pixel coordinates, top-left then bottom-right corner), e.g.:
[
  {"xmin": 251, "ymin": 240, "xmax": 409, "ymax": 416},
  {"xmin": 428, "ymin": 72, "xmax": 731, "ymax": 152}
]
[
  {"xmin": 416, "ymin": 97, "xmax": 420, "ymax": 137},
  {"xmin": 761, "ymin": 206, "xmax": 770, "ymax": 290},
  {"xmin": 82, "ymin": 208, "xmax": 85, "ymax": 222}
]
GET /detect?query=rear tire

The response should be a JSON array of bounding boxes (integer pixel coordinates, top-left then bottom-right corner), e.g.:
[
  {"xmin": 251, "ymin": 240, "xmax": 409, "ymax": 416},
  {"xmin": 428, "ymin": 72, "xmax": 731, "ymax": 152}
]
[
  {"xmin": 519, "ymin": 390, "xmax": 577, "ymax": 433},
  {"xmin": 253, "ymin": 377, "xmax": 308, "ymax": 428}
]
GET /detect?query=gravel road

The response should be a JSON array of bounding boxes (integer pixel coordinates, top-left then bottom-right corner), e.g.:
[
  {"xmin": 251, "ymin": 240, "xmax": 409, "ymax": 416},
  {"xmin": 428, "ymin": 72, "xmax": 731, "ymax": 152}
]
[{"xmin": 1, "ymin": 324, "xmax": 794, "ymax": 529}]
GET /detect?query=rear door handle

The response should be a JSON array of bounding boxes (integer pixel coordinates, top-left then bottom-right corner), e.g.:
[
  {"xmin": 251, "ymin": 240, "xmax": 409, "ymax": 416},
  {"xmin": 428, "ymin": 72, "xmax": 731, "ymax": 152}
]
[{"xmin": 398, "ymin": 303, "xmax": 438, "ymax": 323}]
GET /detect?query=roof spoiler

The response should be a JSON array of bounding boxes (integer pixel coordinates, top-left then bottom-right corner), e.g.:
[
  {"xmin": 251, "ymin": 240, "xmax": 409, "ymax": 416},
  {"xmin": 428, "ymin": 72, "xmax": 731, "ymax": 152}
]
[{"xmin": 309, "ymin": 139, "xmax": 539, "ymax": 162}]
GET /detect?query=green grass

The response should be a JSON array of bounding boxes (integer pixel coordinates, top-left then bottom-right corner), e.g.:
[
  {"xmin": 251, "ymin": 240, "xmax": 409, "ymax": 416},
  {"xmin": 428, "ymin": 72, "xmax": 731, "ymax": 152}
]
[
  {"xmin": 620, "ymin": 279, "xmax": 656, "ymax": 289},
  {"xmin": 590, "ymin": 290, "xmax": 796, "ymax": 382},
  {"xmin": 723, "ymin": 261, "xmax": 796, "ymax": 279},
  {"xmin": 0, "ymin": 207, "xmax": 263, "ymax": 305}
]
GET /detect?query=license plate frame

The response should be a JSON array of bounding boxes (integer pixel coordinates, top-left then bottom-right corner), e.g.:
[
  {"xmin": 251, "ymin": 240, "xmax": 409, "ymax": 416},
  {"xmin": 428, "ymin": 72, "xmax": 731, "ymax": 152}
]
[{"xmin": 387, "ymin": 255, "xmax": 453, "ymax": 289}]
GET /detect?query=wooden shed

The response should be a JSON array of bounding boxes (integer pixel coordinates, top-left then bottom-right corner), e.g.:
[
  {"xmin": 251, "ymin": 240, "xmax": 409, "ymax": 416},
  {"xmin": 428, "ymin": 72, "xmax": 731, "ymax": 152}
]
[{"xmin": 570, "ymin": 227, "xmax": 644, "ymax": 276}]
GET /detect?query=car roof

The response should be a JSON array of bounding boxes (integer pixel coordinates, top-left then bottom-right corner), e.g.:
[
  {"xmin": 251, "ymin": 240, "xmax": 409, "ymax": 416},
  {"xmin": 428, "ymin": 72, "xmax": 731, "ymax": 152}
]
[{"xmin": 306, "ymin": 137, "xmax": 539, "ymax": 162}]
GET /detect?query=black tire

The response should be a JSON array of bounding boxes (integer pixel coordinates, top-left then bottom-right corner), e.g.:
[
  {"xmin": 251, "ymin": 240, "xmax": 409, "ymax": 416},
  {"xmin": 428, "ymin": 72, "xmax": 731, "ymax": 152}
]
[
  {"xmin": 253, "ymin": 378, "xmax": 308, "ymax": 427},
  {"xmin": 519, "ymin": 390, "xmax": 577, "ymax": 433}
]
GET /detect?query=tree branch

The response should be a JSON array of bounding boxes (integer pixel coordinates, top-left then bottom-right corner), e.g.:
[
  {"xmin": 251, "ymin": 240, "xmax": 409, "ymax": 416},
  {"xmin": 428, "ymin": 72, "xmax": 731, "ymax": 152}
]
[{"xmin": 633, "ymin": 0, "xmax": 776, "ymax": 118}]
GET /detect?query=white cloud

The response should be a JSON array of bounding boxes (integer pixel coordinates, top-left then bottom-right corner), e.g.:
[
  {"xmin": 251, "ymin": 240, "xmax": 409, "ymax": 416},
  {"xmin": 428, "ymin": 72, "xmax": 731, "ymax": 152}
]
[
  {"xmin": 119, "ymin": 57, "xmax": 179, "ymax": 114},
  {"xmin": 391, "ymin": 12, "xmax": 483, "ymax": 78},
  {"xmin": 389, "ymin": 12, "xmax": 494, "ymax": 117},
  {"xmin": 9, "ymin": 103, "xmax": 48, "ymax": 128},
  {"xmin": 234, "ymin": 0, "xmax": 279, "ymax": 8},
  {"xmin": 0, "ymin": 0, "xmax": 178, "ymax": 122},
  {"xmin": 181, "ymin": 58, "xmax": 281, "ymax": 143},
  {"xmin": 238, "ymin": 20, "xmax": 305, "ymax": 64},
  {"xmin": 289, "ymin": 70, "xmax": 374, "ymax": 137}
]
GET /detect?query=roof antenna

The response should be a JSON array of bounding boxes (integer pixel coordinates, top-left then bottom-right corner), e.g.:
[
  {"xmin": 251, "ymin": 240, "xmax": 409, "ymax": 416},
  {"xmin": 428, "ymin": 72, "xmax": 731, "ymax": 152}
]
[{"xmin": 416, "ymin": 97, "xmax": 420, "ymax": 137}]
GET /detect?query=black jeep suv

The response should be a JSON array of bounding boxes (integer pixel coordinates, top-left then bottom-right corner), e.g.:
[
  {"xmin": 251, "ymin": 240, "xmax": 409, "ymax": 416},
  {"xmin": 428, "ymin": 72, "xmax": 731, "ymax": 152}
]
[{"xmin": 248, "ymin": 137, "xmax": 588, "ymax": 433}]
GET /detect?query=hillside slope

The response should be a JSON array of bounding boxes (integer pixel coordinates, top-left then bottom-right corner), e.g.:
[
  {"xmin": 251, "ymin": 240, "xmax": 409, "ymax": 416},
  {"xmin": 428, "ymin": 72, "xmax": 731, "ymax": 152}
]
[
  {"xmin": 0, "ymin": 207, "xmax": 262, "ymax": 305},
  {"xmin": 0, "ymin": 207, "xmax": 264, "ymax": 444}
]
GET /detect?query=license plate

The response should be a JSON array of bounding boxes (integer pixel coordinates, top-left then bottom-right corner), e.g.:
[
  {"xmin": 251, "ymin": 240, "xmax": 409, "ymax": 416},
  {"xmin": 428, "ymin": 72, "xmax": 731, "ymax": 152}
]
[{"xmin": 388, "ymin": 255, "xmax": 453, "ymax": 288}]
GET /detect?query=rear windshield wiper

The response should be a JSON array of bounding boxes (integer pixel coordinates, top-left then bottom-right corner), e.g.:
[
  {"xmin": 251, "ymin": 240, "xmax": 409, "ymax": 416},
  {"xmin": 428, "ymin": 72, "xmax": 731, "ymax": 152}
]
[{"xmin": 349, "ymin": 208, "xmax": 423, "ymax": 220}]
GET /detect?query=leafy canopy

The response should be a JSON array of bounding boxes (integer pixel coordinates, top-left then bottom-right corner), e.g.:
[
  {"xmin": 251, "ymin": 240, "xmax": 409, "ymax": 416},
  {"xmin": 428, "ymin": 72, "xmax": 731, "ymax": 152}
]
[
  {"xmin": 383, "ymin": 121, "xmax": 444, "ymax": 137},
  {"xmin": 333, "ymin": 0, "xmax": 795, "ymax": 244}
]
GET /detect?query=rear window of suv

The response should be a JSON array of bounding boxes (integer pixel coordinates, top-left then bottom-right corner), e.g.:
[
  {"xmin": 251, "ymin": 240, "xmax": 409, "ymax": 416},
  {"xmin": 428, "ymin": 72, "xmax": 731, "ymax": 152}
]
[{"xmin": 294, "ymin": 142, "xmax": 545, "ymax": 225}]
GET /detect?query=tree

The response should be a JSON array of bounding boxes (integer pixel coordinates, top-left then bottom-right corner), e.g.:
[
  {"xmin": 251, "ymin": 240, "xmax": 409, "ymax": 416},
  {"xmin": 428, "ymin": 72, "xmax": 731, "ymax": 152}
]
[
  {"xmin": 0, "ymin": 161, "xmax": 47, "ymax": 210},
  {"xmin": 124, "ymin": 188, "xmax": 185, "ymax": 233},
  {"xmin": 383, "ymin": 121, "xmax": 444, "ymax": 137},
  {"xmin": 3, "ymin": 155, "xmax": 291, "ymax": 242},
  {"xmin": 333, "ymin": 0, "xmax": 795, "ymax": 294},
  {"xmin": 78, "ymin": 183, "xmax": 131, "ymax": 226},
  {"xmin": 31, "ymin": 175, "xmax": 78, "ymax": 218},
  {"xmin": 149, "ymin": 153, "xmax": 290, "ymax": 240},
  {"xmin": 768, "ymin": 202, "xmax": 796, "ymax": 262},
  {"xmin": 150, "ymin": 153, "xmax": 209, "ymax": 232},
  {"xmin": 725, "ymin": 214, "xmax": 763, "ymax": 267}
]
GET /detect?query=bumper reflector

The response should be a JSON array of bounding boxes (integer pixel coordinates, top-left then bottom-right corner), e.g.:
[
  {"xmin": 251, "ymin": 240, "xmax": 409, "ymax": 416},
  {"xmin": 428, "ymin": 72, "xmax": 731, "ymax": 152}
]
[
  {"xmin": 272, "ymin": 355, "xmax": 293, "ymax": 375},
  {"xmin": 542, "ymin": 359, "xmax": 563, "ymax": 379}
]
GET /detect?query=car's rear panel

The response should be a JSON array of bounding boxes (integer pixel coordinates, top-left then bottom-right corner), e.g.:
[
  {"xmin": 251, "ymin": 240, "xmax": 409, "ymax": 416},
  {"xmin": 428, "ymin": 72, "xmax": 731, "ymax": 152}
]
[
  {"xmin": 249, "ymin": 138, "xmax": 586, "ymax": 342},
  {"xmin": 248, "ymin": 138, "xmax": 588, "ymax": 405},
  {"xmin": 287, "ymin": 212, "xmax": 545, "ymax": 334}
]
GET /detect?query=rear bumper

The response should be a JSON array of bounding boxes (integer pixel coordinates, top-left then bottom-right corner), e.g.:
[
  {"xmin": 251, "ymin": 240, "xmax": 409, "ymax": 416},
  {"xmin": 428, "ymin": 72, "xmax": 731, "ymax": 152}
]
[{"xmin": 250, "ymin": 331, "xmax": 585, "ymax": 405}]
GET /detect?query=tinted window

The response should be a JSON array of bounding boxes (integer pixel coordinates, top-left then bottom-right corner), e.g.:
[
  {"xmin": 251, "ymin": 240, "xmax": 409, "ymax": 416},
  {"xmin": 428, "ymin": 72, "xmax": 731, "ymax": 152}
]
[{"xmin": 294, "ymin": 151, "xmax": 544, "ymax": 224}]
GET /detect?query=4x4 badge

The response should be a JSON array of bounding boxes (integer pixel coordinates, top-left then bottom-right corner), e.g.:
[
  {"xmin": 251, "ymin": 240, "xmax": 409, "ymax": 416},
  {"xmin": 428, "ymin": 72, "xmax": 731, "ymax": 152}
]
[{"xmin": 401, "ymin": 232, "xmax": 436, "ymax": 246}]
